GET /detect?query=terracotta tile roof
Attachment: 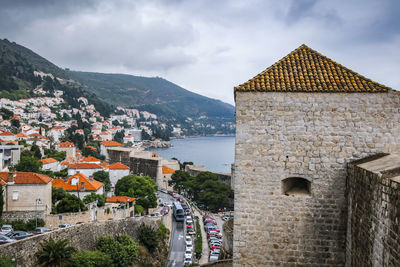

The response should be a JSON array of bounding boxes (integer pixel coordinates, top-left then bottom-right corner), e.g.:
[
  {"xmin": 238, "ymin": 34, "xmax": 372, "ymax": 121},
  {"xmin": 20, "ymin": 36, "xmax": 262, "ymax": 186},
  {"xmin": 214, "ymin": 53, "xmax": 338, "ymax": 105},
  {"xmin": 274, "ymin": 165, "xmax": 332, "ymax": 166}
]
[
  {"xmin": 28, "ymin": 133, "xmax": 42, "ymax": 137},
  {"xmin": 106, "ymin": 196, "xmax": 136, "ymax": 203},
  {"xmin": 40, "ymin": 158, "xmax": 57, "ymax": 164},
  {"xmin": 101, "ymin": 141, "xmax": 123, "ymax": 147},
  {"xmin": 152, "ymin": 152, "xmax": 159, "ymax": 157},
  {"xmin": 162, "ymin": 165, "xmax": 176, "ymax": 174},
  {"xmin": 16, "ymin": 133, "xmax": 28, "ymax": 137},
  {"xmin": 0, "ymin": 172, "xmax": 51, "ymax": 184},
  {"xmin": 234, "ymin": 44, "xmax": 392, "ymax": 94},
  {"xmin": 81, "ymin": 156, "xmax": 100, "ymax": 162},
  {"xmin": 56, "ymin": 142, "xmax": 75, "ymax": 148},
  {"xmin": 0, "ymin": 131, "xmax": 14, "ymax": 136},
  {"xmin": 69, "ymin": 163, "xmax": 103, "ymax": 169},
  {"xmin": 61, "ymin": 161, "xmax": 70, "ymax": 166},
  {"xmin": 109, "ymin": 162, "xmax": 130, "ymax": 170},
  {"xmin": 100, "ymin": 162, "xmax": 109, "ymax": 168},
  {"xmin": 52, "ymin": 173, "xmax": 103, "ymax": 191}
]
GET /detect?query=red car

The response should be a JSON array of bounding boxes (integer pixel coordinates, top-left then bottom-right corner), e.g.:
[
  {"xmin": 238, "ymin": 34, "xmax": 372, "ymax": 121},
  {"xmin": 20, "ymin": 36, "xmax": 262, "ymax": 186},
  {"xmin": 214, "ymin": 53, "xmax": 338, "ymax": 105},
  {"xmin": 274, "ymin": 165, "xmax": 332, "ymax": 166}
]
[
  {"xmin": 187, "ymin": 225, "xmax": 193, "ymax": 231},
  {"xmin": 211, "ymin": 245, "xmax": 221, "ymax": 251}
]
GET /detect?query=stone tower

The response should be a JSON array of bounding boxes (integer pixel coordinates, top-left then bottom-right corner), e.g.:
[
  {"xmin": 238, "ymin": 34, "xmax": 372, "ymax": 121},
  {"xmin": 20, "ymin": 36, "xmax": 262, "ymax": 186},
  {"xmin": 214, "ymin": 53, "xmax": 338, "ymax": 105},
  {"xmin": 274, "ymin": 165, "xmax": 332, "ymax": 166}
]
[{"xmin": 233, "ymin": 44, "xmax": 400, "ymax": 266}]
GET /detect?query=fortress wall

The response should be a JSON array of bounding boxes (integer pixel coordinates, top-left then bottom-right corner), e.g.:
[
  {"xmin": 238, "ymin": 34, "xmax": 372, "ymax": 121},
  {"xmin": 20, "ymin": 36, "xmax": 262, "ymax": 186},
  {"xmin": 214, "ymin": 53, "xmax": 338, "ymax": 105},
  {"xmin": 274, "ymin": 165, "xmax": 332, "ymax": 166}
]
[
  {"xmin": 346, "ymin": 155, "xmax": 400, "ymax": 267},
  {"xmin": 233, "ymin": 91, "xmax": 400, "ymax": 266},
  {"xmin": 1, "ymin": 217, "xmax": 161, "ymax": 267}
]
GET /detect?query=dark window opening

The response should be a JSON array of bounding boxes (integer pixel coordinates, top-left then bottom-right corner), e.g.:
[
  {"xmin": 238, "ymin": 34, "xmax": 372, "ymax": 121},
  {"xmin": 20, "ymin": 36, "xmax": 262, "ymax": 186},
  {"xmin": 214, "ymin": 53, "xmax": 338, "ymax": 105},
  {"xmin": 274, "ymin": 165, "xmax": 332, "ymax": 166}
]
[{"xmin": 282, "ymin": 177, "xmax": 311, "ymax": 197}]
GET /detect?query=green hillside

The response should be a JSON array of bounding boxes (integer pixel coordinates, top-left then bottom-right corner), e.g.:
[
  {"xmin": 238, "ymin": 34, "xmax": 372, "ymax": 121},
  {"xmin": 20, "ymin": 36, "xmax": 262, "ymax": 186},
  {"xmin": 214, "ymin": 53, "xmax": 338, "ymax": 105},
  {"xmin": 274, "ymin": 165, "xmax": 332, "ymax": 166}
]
[
  {"xmin": 0, "ymin": 38, "xmax": 234, "ymax": 126},
  {"xmin": 68, "ymin": 71, "xmax": 234, "ymax": 121}
]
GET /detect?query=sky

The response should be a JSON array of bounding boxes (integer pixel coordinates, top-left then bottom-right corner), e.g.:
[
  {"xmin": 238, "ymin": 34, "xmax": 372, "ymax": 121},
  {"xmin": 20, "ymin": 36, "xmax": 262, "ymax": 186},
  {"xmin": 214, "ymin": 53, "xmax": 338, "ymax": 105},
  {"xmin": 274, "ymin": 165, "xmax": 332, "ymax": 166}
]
[{"xmin": 0, "ymin": 0, "xmax": 399, "ymax": 105}]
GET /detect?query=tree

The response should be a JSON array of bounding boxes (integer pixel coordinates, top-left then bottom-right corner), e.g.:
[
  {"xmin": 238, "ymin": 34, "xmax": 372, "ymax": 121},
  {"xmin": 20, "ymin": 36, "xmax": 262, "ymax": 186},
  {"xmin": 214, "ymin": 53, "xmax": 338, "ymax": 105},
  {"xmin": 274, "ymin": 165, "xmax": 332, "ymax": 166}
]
[
  {"xmin": 30, "ymin": 144, "xmax": 42, "ymax": 159},
  {"xmin": 35, "ymin": 238, "xmax": 76, "ymax": 267},
  {"xmin": 44, "ymin": 148, "xmax": 66, "ymax": 162},
  {"xmin": 72, "ymin": 250, "xmax": 113, "ymax": 267},
  {"xmin": 10, "ymin": 118, "xmax": 20, "ymax": 128},
  {"xmin": 113, "ymin": 130, "xmax": 125, "ymax": 144},
  {"xmin": 112, "ymin": 120, "xmax": 119, "ymax": 126},
  {"xmin": 54, "ymin": 193, "xmax": 87, "ymax": 213},
  {"xmin": 52, "ymin": 187, "xmax": 67, "ymax": 205},
  {"xmin": 97, "ymin": 235, "xmax": 138, "ymax": 267},
  {"xmin": 115, "ymin": 175, "xmax": 157, "ymax": 211},
  {"xmin": 14, "ymin": 156, "xmax": 42, "ymax": 172},
  {"xmin": 83, "ymin": 193, "xmax": 106, "ymax": 207},
  {"xmin": 93, "ymin": 171, "xmax": 111, "ymax": 192},
  {"xmin": 169, "ymin": 170, "xmax": 191, "ymax": 193},
  {"xmin": 137, "ymin": 223, "xmax": 159, "ymax": 253}
]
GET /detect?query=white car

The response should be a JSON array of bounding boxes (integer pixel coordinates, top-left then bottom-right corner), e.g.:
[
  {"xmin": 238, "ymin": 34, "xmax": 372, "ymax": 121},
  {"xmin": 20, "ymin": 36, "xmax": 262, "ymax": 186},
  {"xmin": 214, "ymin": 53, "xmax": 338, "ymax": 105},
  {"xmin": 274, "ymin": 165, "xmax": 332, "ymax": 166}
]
[
  {"xmin": 184, "ymin": 257, "xmax": 193, "ymax": 266},
  {"xmin": 186, "ymin": 216, "xmax": 193, "ymax": 224},
  {"xmin": 185, "ymin": 235, "xmax": 192, "ymax": 247},
  {"xmin": 0, "ymin": 225, "xmax": 13, "ymax": 234}
]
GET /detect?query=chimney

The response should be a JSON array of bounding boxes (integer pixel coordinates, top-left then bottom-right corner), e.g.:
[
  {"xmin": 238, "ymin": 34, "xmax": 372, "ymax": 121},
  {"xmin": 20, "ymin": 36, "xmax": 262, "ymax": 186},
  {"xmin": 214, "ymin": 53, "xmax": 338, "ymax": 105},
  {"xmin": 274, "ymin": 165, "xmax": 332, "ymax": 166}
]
[{"xmin": 8, "ymin": 171, "xmax": 16, "ymax": 183}]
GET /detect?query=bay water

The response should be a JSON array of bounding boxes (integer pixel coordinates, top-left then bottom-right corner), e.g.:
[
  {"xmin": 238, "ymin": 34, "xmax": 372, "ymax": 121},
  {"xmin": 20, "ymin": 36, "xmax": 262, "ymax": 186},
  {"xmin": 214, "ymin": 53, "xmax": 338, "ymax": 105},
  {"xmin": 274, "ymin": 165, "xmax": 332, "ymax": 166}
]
[{"xmin": 149, "ymin": 136, "xmax": 235, "ymax": 173}]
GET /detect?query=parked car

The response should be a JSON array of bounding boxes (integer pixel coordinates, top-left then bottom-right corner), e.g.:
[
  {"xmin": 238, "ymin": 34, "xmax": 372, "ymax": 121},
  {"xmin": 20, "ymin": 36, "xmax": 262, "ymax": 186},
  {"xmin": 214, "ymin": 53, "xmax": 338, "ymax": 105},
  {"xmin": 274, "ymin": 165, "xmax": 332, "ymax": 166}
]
[
  {"xmin": 184, "ymin": 257, "xmax": 193, "ymax": 266},
  {"xmin": 210, "ymin": 249, "xmax": 220, "ymax": 256},
  {"xmin": 6, "ymin": 231, "xmax": 33, "ymax": 240},
  {"xmin": 34, "ymin": 227, "xmax": 51, "ymax": 234},
  {"xmin": 0, "ymin": 234, "xmax": 16, "ymax": 244},
  {"xmin": 209, "ymin": 254, "xmax": 219, "ymax": 262},
  {"xmin": 185, "ymin": 235, "xmax": 192, "ymax": 247},
  {"xmin": 210, "ymin": 245, "xmax": 221, "ymax": 251},
  {"xmin": 0, "ymin": 225, "xmax": 13, "ymax": 234},
  {"xmin": 58, "ymin": 224, "xmax": 72, "ymax": 229}
]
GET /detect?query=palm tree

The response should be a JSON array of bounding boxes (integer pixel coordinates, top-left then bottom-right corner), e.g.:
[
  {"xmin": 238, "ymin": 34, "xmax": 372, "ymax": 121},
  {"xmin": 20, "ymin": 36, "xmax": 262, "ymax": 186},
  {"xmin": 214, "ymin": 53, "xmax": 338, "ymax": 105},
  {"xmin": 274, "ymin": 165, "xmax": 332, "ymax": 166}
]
[{"xmin": 35, "ymin": 237, "xmax": 76, "ymax": 267}]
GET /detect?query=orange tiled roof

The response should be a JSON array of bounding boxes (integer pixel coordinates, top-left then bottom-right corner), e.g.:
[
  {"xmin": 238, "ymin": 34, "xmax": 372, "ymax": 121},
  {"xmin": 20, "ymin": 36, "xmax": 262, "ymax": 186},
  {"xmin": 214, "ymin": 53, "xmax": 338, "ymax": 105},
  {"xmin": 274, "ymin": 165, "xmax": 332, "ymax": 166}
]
[
  {"xmin": 0, "ymin": 172, "xmax": 51, "ymax": 184},
  {"xmin": 109, "ymin": 162, "xmax": 130, "ymax": 170},
  {"xmin": 152, "ymin": 152, "xmax": 159, "ymax": 157},
  {"xmin": 162, "ymin": 165, "xmax": 176, "ymax": 175},
  {"xmin": 81, "ymin": 156, "xmax": 100, "ymax": 162},
  {"xmin": 100, "ymin": 162, "xmax": 109, "ymax": 168},
  {"xmin": 16, "ymin": 133, "xmax": 28, "ymax": 137},
  {"xmin": 40, "ymin": 158, "xmax": 57, "ymax": 164},
  {"xmin": 87, "ymin": 146, "xmax": 97, "ymax": 151},
  {"xmin": 69, "ymin": 163, "xmax": 102, "ymax": 169},
  {"xmin": 61, "ymin": 161, "xmax": 70, "ymax": 166},
  {"xmin": 56, "ymin": 142, "xmax": 75, "ymax": 148},
  {"xmin": 0, "ymin": 131, "xmax": 14, "ymax": 136},
  {"xmin": 106, "ymin": 196, "xmax": 136, "ymax": 203},
  {"xmin": 234, "ymin": 44, "xmax": 391, "ymax": 94},
  {"xmin": 52, "ymin": 173, "xmax": 103, "ymax": 191},
  {"xmin": 28, "ymin": 133, "xmax": 41, "ymax": 137},
  {"xmin": 101, "ymin": 141, "xmax": 123, "ymax": 147}
]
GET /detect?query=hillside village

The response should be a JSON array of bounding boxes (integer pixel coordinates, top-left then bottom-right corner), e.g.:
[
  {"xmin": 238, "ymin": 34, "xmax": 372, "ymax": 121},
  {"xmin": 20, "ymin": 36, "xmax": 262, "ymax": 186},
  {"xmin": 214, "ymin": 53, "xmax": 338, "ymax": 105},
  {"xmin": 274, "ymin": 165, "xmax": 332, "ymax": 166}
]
[{"xmin": 0, "ymin": 92, "xmax": 184, "ymax": 223}]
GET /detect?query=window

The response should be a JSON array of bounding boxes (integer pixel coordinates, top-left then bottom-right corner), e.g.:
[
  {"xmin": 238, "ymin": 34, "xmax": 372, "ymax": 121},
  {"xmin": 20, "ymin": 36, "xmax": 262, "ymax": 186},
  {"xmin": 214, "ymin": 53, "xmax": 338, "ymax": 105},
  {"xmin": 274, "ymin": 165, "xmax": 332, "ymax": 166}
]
[
  {"xmin": 12, "ymin": 191, "xmax": 19, "ymax": 200},
  {"xmin": 282, "ymin": 177, "xmax": 311, "ymax": 197}
]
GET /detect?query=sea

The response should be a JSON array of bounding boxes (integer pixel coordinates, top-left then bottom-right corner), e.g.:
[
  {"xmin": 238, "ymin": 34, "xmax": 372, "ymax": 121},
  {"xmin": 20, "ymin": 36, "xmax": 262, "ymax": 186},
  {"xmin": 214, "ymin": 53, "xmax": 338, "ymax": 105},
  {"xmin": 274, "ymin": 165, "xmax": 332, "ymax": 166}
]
[{"xmin": 149, "ymin": 136, "xmax": 235, "ymax": 173}]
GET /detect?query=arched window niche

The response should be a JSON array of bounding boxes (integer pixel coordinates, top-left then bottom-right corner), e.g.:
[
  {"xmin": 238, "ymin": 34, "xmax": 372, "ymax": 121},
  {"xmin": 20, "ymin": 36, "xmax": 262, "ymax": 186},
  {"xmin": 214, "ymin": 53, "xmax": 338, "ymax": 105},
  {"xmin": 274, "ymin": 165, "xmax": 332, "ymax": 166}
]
[{"xmin": 282, "ymin": 177, "xmax": 311, "ymax": 197}]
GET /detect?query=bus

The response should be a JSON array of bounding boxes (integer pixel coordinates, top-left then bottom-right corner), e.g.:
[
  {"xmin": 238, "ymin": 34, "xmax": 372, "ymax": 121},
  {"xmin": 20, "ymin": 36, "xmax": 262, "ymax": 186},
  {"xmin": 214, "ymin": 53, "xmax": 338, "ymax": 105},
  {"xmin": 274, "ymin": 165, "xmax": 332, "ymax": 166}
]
[{"xmin": 173, "ymin": 202, "xmax": 185, "ymax": 222}]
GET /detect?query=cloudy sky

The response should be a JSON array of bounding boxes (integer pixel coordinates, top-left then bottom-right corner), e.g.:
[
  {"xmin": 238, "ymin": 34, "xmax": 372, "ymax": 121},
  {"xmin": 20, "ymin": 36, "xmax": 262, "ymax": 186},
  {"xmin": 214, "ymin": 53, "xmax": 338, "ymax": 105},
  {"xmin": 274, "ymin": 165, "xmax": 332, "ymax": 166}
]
[{"xmin": 0, "ymin": 0, "xmax": 399, "ymax": 104}]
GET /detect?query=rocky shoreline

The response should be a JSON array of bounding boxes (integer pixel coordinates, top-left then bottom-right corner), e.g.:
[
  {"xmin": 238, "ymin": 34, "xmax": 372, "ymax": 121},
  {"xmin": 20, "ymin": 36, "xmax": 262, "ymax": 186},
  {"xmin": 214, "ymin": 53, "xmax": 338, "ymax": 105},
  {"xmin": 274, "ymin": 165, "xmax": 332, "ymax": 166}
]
[{"xmin": 142, "ymin": 140, "xmax": 172, "ymax": 149}]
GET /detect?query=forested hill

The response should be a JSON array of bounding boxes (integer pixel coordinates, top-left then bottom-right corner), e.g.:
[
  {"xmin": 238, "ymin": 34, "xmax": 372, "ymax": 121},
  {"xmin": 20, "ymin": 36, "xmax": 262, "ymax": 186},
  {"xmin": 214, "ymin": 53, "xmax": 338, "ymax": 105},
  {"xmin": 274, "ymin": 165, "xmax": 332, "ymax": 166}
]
[
  {"xmin": 0, "ymin": 38, "xmax": 234, "ymax": 124},
  {"xmin": 68, "ymin": 71, "xmax": 234, "ymax": 121}
]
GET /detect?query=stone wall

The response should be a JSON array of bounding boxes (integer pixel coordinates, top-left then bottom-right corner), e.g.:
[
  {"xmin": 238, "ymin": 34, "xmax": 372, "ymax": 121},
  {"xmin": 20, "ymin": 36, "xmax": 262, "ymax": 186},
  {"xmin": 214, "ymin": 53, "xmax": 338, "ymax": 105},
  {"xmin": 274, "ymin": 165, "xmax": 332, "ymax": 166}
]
[
  {"xmin": 346, "ymin": 154, "xmax": 400, "ymax": 267},
  {"xmin": 0, "ymin": 217, "xmax": 161, "ymax": 267},
  {"xmin": 234, "ymin": 91, "xmax": 400, "ymax": 266},
  {"xmin": 1, "ymin": 210, "xmax": 46, "ymax": 221}
]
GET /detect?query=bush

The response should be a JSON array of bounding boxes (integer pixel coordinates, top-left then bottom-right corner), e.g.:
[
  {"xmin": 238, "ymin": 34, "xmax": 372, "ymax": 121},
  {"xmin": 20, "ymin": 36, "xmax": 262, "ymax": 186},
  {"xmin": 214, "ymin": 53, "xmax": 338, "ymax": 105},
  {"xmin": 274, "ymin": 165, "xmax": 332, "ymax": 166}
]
[
  {"xmin": 0, "ymin": 254, "xmax": 14, "ymax": 267},
  {"xmin": 134, "ymin": 204, "xmax": 143, "ymax": 215},
  {"xmin": 195, "ymin": 219, "xmax": 202, "ymax": 259},
  {"xmin": 54, "ymin": 194, "xmax": 87, "ymax": 214},
  {"xmin": 137, "ymin": 223, "xmax": 158, "ymax": 253},
  {"xmin": 0, "ymin": 218, "xmax": 44, "ymax": 232},
  {"xmin": 158, "ymin": 222, "xmax": 169, "ymax": 244},
  {"xmin": 72, "ymin": 250, "xmax": 113, "ymax": 267},
  {"xmin": 83, "ymin": 193, "xmax": 106, "ymax": 207},
  {"xmin": 96, "ymin": 235, "xmax": 138, "ymax": 267}
]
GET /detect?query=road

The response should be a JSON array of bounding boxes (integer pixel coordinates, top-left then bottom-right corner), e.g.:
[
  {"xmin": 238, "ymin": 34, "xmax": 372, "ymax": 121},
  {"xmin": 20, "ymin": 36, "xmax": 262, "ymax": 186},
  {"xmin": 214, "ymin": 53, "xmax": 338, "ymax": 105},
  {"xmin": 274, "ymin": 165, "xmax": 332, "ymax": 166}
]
[{"xmin": 158, "ymin": 192, "xmax": 185, "ymax": 267}]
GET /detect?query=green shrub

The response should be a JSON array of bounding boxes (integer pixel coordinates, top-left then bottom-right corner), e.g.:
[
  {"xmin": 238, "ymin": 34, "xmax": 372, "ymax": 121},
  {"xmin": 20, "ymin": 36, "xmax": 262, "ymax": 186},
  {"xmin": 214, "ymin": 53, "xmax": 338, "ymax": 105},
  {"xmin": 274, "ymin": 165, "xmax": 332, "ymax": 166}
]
[
  {"xmin": 72, "ymin": 250, "xmax": 113, "ymax": 267},
  {"xmin": 137, "ymin": 223, "xmax": 158, "ymax": 253},
  {"xmin": 195, "ymin": 220, "xmax": 202, "ymax": 259},
  {"xmin": 96, "ymin": 235, "xmax": 138, "ymax": 267},
  {"xmin": 0, "ymin": 254, "xmax": 15, "ymax": 267},
  {"xmin": 157, "ymin": 221, "xmax": 169, "ymax": 244}
]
